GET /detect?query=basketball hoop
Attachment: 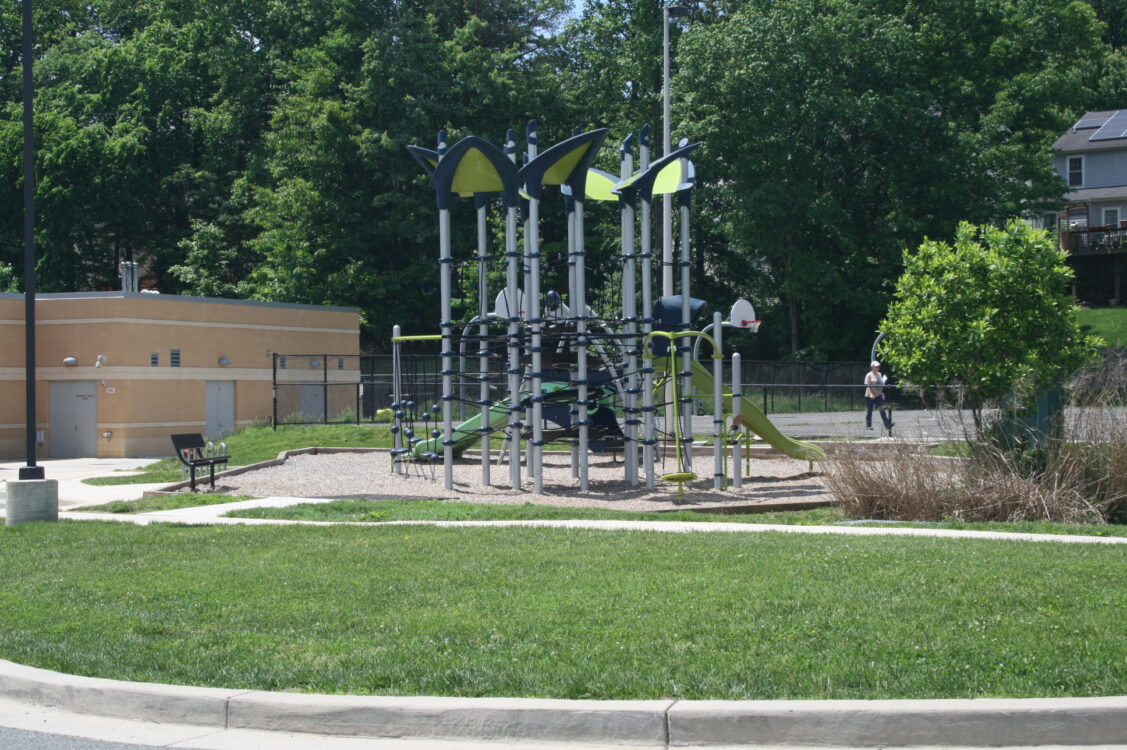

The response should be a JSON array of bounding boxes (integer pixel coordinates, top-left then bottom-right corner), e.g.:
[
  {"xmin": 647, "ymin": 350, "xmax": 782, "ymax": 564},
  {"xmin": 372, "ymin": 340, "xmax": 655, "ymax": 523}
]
[{"xmin": 727, "ymin": 299, "xmax": 760, "ymax": 333}]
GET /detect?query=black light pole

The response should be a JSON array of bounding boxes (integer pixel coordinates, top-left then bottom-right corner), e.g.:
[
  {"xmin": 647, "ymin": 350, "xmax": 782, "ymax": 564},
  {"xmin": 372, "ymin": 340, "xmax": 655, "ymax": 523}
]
[{"xmin": 20, "ymin": 0, "xmax": 43, "ymax": 482}]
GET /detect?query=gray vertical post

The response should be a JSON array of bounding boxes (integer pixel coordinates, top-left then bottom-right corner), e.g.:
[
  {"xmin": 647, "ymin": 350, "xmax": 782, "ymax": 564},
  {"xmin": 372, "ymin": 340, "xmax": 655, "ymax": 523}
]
[
  {"xmin": 476, "ymin": 201, "xmax": 491, "ymax": 486},
  {"xmin": 661, "ymin": 5, "xmax": 674, "ymax": 300},
  {"xmin": 439, "ymin": 205, "xmax": 455, "ymax": 490},
  {"xmin": 639, "ymin": 126, "xmax": 656, "ymax": 489},
  {"xmin": 620, "ymin": 135, "xmax": 639, "ymax": 486},
  {"xmin": 712, "ymin": 312, "xmax": 723, "ymax": 490},
  {"xmin": 564, "ymin": 195, "xmax": 579, "ymax": 478},
  {"xmin": 505, "ymin": 201, "xmax": 522, "ymax": 490},
  {"xmin": 524, "ymin": 123, "xmax": 544, "ymax": 494},
  {"xmin": 732, "ymin": 351, "xmax": 743, "ymax": 489},
  {"xmin": 392, "ymin": 325, "xmax": 403, "ymax": 474},
  {"xmin": 433, "ymin": 131, "xmax": 456, "ymax": 489},
  {"xmin": 678, "ymin": 197, "xmax": 693, "ymax": 474},
  {"xmin": 574, "ymin": 192, "xmax": 590, "ymax": 491}
]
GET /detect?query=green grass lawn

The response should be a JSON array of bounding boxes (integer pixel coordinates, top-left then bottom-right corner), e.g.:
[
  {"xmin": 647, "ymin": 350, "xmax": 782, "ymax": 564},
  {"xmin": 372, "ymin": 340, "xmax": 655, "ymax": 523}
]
[
  {"xmin": 1077, "ymin": 307, "xmax": 1127, "ymax": 348},
  {"xmin": 77, "ymin": 493, "xmax": 1127, "ymax": 537},
  {"xmin": 83, "ymin": 424, "xmax": 394, "ymax": 486},
  {"xmin": 225, "ymin": 498, "xmax": 1127, "ymax": 537},
  {"xmin": 77, "ymin": 495, "xmax": 254, "ymax": 514},
  {"xmin": 1, "ymin": 521, "xmax": 1123, "ymax": 700}
]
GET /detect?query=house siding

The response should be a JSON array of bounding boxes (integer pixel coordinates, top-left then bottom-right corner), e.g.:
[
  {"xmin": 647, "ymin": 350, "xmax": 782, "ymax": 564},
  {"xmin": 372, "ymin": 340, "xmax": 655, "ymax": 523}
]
[{"xmin": 1054, "ymin": 151, "xmax": 1127, "ymax": 190}]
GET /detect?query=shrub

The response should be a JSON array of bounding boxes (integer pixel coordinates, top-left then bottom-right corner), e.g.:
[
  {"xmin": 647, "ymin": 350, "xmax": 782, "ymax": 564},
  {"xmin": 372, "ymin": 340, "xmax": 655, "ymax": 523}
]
[{"xmin": 826, "ymin": 371, "xmax": 1127, "ymax": 524}]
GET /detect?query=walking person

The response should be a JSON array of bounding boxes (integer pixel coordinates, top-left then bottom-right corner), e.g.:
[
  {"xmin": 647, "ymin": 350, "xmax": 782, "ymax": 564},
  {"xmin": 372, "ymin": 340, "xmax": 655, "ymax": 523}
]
[{"xmin": 864, "ymin": 361, "xmax": 893, "ymax": 431}]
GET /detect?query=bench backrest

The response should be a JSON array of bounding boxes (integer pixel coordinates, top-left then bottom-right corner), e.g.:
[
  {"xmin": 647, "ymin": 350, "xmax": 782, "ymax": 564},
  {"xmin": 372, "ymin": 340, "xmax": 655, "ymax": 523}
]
[{"xmin": 171, "ymin": 433, "xmax": 206, "ymax": 456}]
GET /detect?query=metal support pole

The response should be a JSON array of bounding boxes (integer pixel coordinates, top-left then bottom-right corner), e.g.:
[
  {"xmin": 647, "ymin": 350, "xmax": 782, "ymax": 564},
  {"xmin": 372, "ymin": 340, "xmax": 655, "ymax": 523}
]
[
  {"xmin": 732, "ymin": 352, "xmax": 742, "ymax": 489},
  {"xmin": 574, "ymin": 196, "xmax": 590, "ymax": 491},
  {"xmin": 567, "ymin": 199, "xmax": 579, "ymax": 479},
  {"xmin": 528, "ymin": 193, "xmax": 544, "ymax": 493},
  {"xmin": 620, "ymin": 138, "xmax": 639, "ymax": 486},
  {"xmin": 272, "ymin": 353, "xmax": 278, "ymax": 430},
  {"xmin": 639, "ymin": 131, "xmax": 656, "ymax": 489},
  {"xmin": 678, "ymin": 200, "xmax": 693, "ymax": 473},
  {"xmin": 439, "ymin": 210, "xmax": 455, "ymax": 490},
  {"xmin": 476, "ymin": 204, "xmax": 491, "ymax": 486},
  {"xmin": 19, "ymin": 0, "xmax": 42, "ymax": 481},
  {"xmin": 505, "ymin": 204, "xmax": 522, "ymax": 490},
  {"xmin": 661, "ymin": 5, "xmax": 674, "ymax": 300},
  {"xmin": 712, "ymin": 311, "xmax": 723, "ymax": 490},
  {"xmin": 525, "ymin": 126, "xmax": 544, "ymax": 493},
  {"xmin": 392, "ymin": 325, "xmax": 403, "ymax": 475}
]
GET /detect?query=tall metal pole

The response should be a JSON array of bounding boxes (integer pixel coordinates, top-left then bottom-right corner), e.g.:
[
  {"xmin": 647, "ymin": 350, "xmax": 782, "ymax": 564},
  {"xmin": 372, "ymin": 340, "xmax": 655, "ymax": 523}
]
[
  {"xmin": 661, "ymin": 5, "xmax": 674, "ymax": 299},
  {"xmin": 20, "ymin": 0, "xmax": 43, "ymax": 481},
  {"xmin": 524, "ymin": 124, "xmax": 544, "ymax": 494},
  {"xmin": 639, "ymin": 127, "xmax": 656, "ymax": 490},
  {"xmin": 620, "ymin": 135, "xmax": 640, "ymax": 486}
]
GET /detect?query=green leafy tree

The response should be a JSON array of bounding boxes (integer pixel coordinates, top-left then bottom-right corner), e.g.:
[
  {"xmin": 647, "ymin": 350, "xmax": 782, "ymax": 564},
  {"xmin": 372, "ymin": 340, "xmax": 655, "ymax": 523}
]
[
  {"xmin": 676, "ymin": 0, "xmax": 1109, "ymax": 358},
  {"xmin": 241, "ymin": 5, "xmax": 564, "ymax": 345},
  {"xmin": 879, "ymin": 220, "xmax": 1100, "ymax": 426},
  {"xmin": 0, "ymin": 262, "xmax": 18, "ymax": 291}
]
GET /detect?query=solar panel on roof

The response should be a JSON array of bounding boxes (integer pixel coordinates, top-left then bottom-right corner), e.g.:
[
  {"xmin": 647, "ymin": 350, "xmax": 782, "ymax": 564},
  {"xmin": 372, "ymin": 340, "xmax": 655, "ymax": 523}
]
[
  {"xmin": 1074, "ymin": 116, "xmax": 1108, "ymax": 131},
  {"xmin": 1090, "ymin": 110, "xmax": 1127, "ymax": 141}
]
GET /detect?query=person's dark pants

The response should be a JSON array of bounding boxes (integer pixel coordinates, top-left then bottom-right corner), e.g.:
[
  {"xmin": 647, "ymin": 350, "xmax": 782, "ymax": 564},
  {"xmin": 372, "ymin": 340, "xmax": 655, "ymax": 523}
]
[{"xmin": 866, "ymin": 396, "xmax": 892, "ymax": 428}]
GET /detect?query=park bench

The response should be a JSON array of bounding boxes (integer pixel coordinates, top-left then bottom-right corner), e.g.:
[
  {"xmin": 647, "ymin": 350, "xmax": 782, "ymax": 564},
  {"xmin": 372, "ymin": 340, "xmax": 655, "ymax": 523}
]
[{"xmin": 171, "ymin": 433, "xmax": 230, "ymax": 492}]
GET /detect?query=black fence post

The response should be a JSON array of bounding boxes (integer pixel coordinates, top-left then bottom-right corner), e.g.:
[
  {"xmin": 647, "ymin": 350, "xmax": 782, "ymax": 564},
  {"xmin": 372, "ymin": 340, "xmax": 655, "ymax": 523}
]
[
  {"xmin": 322, "ymin": 354, "xmax": 328, "ymax": 425},
  {"xmin": 272, "ymin": 352, "xmax": 278, "ymax": 430}
]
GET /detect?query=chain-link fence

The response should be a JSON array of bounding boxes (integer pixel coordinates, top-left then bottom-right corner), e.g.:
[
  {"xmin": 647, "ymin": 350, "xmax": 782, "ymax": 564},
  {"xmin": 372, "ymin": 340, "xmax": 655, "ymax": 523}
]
[{"xmin": 272, "ymin": 351, "xmax": 1127, "ymax": 447}]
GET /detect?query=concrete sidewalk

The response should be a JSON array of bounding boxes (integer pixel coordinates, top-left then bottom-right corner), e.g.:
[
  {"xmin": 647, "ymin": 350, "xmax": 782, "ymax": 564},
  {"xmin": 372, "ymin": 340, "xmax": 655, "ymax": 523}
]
[{"xmin": 0, "ymin": 457, "xmax": 168, "ymax": 513}]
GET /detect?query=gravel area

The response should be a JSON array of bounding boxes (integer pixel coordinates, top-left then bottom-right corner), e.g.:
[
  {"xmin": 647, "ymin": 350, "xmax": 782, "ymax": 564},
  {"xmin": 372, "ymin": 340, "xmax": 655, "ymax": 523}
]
[{"xmin": 216, "ymin": 450, "xmax": 831, "ymax": 512}]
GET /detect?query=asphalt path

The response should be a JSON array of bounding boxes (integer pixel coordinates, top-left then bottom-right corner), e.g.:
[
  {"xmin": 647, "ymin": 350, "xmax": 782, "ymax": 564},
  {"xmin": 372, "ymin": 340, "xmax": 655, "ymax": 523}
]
[{"xmin": 0, "ymin": 726, "xmax": 162, "ymax": 750}]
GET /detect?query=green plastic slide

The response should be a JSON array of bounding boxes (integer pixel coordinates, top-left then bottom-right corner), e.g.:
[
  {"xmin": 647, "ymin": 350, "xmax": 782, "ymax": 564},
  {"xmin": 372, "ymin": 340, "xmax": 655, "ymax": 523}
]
[
  {"xmin": 667, "ymin": 357, "xmax": 826, "ymax": 461},
  {"xmin": 409, "ymin": 403, "xmax": 512, "ymax": 459},
  {"xmin": 409, "ymin": 382, "xmax": 571, "ymax": 459}
]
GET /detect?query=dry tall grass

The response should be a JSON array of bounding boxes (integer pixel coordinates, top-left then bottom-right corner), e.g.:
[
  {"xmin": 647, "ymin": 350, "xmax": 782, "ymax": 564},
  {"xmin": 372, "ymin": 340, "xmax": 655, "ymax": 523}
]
[{"xmin": 826, "ymin": 358, "xmax": 1127, "ymax": 524}]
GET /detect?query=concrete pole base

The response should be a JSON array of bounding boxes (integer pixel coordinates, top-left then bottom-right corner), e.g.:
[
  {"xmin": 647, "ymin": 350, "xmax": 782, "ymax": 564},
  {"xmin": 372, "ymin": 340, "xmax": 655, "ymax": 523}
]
[{"xmin": 5, "ymin": 479, "xmax": 59, "ymax": 525}]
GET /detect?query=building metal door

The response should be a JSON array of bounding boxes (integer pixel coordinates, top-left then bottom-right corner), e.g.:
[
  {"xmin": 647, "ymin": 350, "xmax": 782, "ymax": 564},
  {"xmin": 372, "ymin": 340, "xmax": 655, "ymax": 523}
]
[
  {"xmin": 205, "ymin": 381, "xmax": 236, "ymax": 439},
  {"xmin": 49, "ymin": 381, "xmax": 98, "ymax": 458}
]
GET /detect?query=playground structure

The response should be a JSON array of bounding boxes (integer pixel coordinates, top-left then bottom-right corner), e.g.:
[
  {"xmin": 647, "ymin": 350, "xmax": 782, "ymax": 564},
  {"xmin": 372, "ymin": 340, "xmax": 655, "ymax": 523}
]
[{"xmin": 393, "ymin": 122, "xmax": 825, "ymax": 494}]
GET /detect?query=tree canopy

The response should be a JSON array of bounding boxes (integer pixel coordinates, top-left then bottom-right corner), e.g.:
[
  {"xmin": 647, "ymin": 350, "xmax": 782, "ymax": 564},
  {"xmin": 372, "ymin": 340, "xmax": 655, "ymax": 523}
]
[{"xmin": 0, "ymin": 0, "xmax": 1120, "ymax": 355}]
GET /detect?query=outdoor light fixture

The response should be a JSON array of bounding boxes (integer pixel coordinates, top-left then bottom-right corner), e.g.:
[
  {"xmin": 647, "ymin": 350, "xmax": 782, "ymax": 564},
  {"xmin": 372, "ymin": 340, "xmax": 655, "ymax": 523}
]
[
  {"xmin": 218, "ymin": 356, "xmax": 231, "ymax": 366},
  {"xmin": 62, "ymin": 357, "xmax": 77, "ymax": 366},
  {"xmin": 310, "ymin": 359, "xmax": 322, "ymax": 368}
]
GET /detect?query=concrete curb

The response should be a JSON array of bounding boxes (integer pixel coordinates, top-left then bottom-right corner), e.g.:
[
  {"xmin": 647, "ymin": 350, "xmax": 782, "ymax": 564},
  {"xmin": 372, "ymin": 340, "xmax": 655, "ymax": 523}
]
[{"xmin": 3, "ymin": 659, "xmax": 1126, "ymax": 747}]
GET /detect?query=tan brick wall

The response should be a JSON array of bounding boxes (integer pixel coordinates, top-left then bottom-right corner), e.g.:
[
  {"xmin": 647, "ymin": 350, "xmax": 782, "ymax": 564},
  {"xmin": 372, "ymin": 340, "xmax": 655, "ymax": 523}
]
[{"xmin": 0, "ymin": 294, "xmax": 359, "ymax": 458}]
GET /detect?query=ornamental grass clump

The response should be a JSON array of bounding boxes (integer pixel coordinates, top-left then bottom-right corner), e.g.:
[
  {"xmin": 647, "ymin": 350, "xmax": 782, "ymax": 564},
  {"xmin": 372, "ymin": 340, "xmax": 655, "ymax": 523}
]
[{"xmin": 827, "ymin": 367, "xmax": 1127, "ymax": 525}]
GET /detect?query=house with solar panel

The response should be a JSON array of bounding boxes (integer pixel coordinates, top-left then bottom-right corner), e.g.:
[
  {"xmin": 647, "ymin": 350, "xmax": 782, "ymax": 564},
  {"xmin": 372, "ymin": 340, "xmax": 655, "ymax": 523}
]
[{"xmin": 1050, "ymin": 109, "xmax": 1127, "ymax": 306}]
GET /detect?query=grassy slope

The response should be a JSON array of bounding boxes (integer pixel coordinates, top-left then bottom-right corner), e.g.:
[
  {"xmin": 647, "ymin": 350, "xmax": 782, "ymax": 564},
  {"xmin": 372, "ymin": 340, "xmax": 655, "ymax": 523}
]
[
  {"xmin": 1, "ymin": 521, "xmax": 1124, "ymax": 701},
  {"xmin": 1076, "ymin": 307, "xmax": 1127, "ymax": 348},
  {"xmin": 83, "ymin": 424, "xmax": 394, "ymax": 485}
]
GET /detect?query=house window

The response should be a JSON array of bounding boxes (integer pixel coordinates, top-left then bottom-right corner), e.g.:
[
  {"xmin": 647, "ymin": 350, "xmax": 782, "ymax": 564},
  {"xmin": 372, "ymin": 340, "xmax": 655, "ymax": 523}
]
[
  {"xmin": 1068, "ymin": 156, "xmax": 1084, "ymax": 187},
  {"xmin": 170, "ymin": 349, "xmax": 181, "ymax": 367},
  {"xmin": 150, "ymin": 352, "xmax": 159, "ymax": 367},
  {"xmin": 1104, "ymin": 208, "xmax": 1120, "ymax": 229},
  {"xmin": 1042, "ymin": 213, "xmax": 1057, "ymax": 231},
  {"xmin": 337, "ymin": 358, "xmax": 345, "ymax": 370}
]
